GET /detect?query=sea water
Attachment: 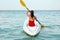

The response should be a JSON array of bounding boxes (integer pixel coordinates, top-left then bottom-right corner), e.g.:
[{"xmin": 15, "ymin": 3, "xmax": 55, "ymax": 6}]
[{"xmin": 0, "ymin": 10, "xmax": 60, "ymax": 40}]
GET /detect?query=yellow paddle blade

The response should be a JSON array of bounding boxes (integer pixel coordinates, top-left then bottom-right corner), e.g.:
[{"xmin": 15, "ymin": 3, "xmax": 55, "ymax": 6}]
[{"xmin": 20, "ymin": 0, "xmax": 27, "ymax": 8}]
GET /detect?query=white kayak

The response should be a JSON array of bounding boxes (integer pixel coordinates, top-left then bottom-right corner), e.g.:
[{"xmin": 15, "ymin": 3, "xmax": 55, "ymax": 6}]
[{"xmin": 23, "ymin": 19, "xmax": 41, "ymax": 36}]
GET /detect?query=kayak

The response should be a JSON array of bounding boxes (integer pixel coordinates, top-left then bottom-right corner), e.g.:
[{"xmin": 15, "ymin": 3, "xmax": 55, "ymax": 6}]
[{"xmin": 23, "ymin": 19, "xmax": 41, "ymax": 36}]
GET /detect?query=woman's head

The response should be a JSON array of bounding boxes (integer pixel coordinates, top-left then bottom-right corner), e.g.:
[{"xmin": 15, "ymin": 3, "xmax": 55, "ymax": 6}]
[{"xmin": 30, "ymin": 10, "xmax": 34, "ymax": 18}]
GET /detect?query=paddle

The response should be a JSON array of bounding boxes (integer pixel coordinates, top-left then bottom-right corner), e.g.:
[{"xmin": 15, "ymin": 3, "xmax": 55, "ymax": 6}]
[
  {"xmin": 20, "ymin": 0, "xmax": 44, "ymax": 28},
  {"xmin": 20, "ymin": 0, "xmax": 30, "ymax": 12}
]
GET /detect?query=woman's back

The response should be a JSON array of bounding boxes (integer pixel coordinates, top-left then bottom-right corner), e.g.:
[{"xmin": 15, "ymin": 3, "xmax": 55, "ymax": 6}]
[
  {"xmin": 29, "ymin": 16, "xmax": 35, "ymax": 21},
  {"xmin": 26, "ymin": 10, "xmax": 37, "ymax": 27},
  {"xmin": 28, "ymin": 15, "xmax": 37, "ymax": 27}
]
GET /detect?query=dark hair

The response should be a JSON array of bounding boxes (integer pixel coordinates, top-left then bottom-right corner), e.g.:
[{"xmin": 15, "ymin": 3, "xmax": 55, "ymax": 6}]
[{"xmin": 30, "ymin": 10, "xmax": 34, "ymax": 18}]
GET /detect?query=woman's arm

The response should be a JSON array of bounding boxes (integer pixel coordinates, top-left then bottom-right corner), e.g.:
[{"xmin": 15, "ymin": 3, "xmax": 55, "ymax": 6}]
[{"xmin": 34, "ymin": 16, "xmax": 37, "ymax": 20}]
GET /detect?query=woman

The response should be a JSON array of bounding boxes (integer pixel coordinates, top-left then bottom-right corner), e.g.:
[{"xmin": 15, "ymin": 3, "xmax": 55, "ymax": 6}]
[
  {"xmin": 26, "ymin": 10, "xmax": 37, "ymax": 27},
  {"xmin": 26, "ymin": 10, "xmax": 44, "ymax": 28}
]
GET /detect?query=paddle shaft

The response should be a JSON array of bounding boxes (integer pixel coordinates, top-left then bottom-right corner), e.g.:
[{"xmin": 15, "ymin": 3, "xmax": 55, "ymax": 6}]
[
  {"xmin": 36, "ymin": 19, "xmax": 41, "ymax": 25},
  {"xmin": 26, "ymin": 7, "xmax": 30, "ymax": 12}
]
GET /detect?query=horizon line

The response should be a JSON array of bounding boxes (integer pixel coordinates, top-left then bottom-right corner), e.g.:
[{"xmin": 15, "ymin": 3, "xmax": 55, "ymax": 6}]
[{"xmin": 0, "ymin": 10, "xmax": 59, "ymax": 11}]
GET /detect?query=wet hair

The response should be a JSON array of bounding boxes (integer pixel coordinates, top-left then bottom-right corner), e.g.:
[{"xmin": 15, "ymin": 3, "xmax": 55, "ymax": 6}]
[{"xmin": 30, "ymin": 10, "xmax": 34, "ymax": 18}]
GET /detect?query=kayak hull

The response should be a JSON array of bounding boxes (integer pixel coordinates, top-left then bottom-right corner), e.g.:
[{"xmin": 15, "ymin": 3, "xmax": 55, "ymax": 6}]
[{"xmin": 23, "ymin": 19, "xmax": 41, "ymax": 36}]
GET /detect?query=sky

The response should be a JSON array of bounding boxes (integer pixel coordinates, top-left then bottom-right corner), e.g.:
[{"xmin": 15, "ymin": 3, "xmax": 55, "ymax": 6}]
[{"xmin": 0, "ymin": 0, "xmax": 60, "ymax": 10}]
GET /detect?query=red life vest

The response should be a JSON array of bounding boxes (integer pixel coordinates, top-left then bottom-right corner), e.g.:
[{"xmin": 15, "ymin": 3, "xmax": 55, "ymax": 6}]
[{"xmin": 28, "ymin": 20, "xmax": 35, "ymax": 27}]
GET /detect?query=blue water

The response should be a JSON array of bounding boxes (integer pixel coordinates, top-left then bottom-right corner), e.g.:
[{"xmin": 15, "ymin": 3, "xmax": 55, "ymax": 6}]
[{"xmin": 0, "ymin": 10, "xmax": 60, "ymax": 40}]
